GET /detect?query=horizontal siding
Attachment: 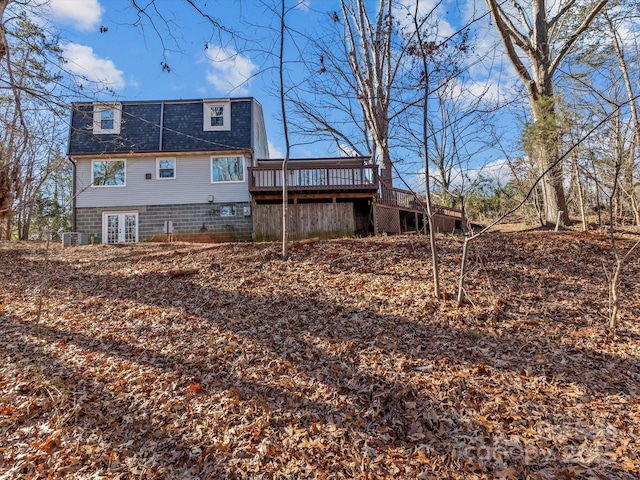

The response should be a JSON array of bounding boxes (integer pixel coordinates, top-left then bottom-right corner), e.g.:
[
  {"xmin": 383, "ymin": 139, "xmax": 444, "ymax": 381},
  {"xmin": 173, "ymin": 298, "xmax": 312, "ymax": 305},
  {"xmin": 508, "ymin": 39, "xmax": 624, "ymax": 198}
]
[
  {"xmin": 253, "ymin": 102, "xmax": 269, "ymax": 160},
  {"xmin": 76, "ymin": 156, "xmax": 250, "ymax": 208}
]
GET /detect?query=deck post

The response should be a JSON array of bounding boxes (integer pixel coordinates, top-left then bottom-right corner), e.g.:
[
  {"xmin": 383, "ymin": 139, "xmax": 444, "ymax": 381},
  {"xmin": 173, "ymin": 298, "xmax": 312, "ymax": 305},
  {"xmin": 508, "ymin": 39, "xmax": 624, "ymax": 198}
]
[{"xmin": 372, "ymin": 203, "xmax": 378, "ymax": 236}]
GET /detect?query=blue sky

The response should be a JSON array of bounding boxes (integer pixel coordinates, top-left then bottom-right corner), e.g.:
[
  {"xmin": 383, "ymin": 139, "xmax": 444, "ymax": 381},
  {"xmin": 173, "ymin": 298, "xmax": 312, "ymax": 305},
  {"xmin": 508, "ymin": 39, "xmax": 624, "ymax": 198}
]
[
  {"xmin": 43, "ymin": 0, "xmax": 522, "ymax": 189},
  {"xmin": 42, "ymin": 0, "xmax": 640, "ymax": 189},
  {"xmin": 46, "ymin": 0, "xmax": 326, "ymax": 159}
]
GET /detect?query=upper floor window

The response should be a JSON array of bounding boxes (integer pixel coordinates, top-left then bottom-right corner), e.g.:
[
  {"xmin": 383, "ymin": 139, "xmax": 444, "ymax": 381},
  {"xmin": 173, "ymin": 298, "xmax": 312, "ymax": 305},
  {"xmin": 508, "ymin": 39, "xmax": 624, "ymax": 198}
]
[
  {"xmin": 157, "ymin": 158, "xmax": 176, "ymax": 179},
  {"xmin": 211, "ymin": 156, "xmax": 244, "ymax": 182},
  {"xmin": 93, "ymin": 103, "xmax": 122, "ymax": 134},
  {"xmin": 203, "ymin": 100, "xmax": 231, "ymax": 131},
  {"xmin": 101, "ymin": 109, "xmax": 114, "ymax": 129},
  {"xmin": 93, "ymin": 160, "xmax": 125, "ymax": 186},
  {"xmin": 210, "ymin": 106, "xmax": 224, "ymax": 127}
]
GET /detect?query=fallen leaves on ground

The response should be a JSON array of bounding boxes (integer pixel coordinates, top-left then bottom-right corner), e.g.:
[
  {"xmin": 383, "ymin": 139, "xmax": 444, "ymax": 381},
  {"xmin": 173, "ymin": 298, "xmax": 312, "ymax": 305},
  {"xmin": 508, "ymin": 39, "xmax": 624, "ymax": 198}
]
[{"xmin": 0, "ymin": 230, "xmax": 639, "ymax": 479}]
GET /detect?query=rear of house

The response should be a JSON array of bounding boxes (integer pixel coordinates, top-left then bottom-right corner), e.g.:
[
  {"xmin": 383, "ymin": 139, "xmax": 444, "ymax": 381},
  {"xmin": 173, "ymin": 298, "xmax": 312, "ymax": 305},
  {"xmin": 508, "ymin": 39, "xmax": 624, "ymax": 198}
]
[
  {"xmin": 67, "ymin": 96, "xmax": 462, "ymax": 245},
  {"xmin": 68, "ymin": 98, "xmax": 268, "ymax": 243}
]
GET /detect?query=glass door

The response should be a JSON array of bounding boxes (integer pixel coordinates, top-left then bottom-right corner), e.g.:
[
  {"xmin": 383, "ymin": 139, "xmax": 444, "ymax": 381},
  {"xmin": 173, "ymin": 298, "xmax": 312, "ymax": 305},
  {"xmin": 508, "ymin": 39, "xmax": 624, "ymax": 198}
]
[{"xmin": 103, "ymin": 212, "xmax": 138, "ymax": 243}]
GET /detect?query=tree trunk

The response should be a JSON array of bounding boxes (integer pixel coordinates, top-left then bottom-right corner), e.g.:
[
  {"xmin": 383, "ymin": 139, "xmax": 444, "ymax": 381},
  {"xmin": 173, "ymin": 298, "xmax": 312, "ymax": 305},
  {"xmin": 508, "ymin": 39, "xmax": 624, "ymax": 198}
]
[
  {"xmin": 536, "ymin": 140, "xmax": 570, "ymax": 226},
  {"xmin": 412, "ymin": 2, "xmax": 440, "ymax": 299},
  {"xmin": 529, "ymin": 82, "xmax": 570, "ymax": 227},
  {"xmin": 457, "ymin": 235, "xmax": 470, "ymax": 306},
  {"xmin": 485, "ymin": 0, "xmax": 608, "ymax": 227},
  {"xmin": 342, "ymin": 0, "xmax": 394, "ymax": 186},
  {"xmin": 606, "ymin": 12, "xmax": 640, "ymax": 225},
  {"xmin": 279, "ymin": 0, "xmax": 290, "ymax": 260},
  {"xmin": 574, "ymin": 153, "xmax": 587, "ymax": 231}
]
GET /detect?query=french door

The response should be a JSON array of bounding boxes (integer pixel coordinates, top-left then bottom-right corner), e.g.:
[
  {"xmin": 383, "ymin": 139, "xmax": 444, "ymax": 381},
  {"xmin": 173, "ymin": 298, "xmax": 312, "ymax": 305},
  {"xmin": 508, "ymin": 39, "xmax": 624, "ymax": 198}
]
[{"xmin": 102, "ymin": 212, "xmax": 138, "ymax": 243}]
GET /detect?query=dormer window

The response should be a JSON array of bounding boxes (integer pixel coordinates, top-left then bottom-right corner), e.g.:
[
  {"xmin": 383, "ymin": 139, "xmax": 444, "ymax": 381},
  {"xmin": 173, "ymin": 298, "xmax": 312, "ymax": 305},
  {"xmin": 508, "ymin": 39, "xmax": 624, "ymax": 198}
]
[
  {"xmin": 93, "ymin": 102, "xmax": 122, "ymax": 134},
  {"xmin": 203, "ymin": 100, "xmax": 231, "ymax": 131},
  {"xmin": 101, "ymin": 109, "xmax": 114, "ymax": 130},
  {"xmin": 210, "ymin": 106, "xmax": 224, "ymax": 127}
]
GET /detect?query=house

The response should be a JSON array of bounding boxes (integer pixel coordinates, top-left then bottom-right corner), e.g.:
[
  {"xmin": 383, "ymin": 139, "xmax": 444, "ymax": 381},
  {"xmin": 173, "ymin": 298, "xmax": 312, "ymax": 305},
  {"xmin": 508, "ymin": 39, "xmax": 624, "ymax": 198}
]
[
  {"xmin": 67, "ymin": 97, "xmax": 268, "ymax": 243},
  {"xmin": 67, "ymin": 96, "xmax": 462, "ymax": 244}
]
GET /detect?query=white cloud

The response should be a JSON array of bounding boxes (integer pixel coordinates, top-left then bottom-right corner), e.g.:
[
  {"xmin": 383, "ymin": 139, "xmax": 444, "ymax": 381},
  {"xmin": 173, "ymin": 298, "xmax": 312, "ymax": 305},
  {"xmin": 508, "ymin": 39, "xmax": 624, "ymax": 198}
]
[
  {"xmin": 62, "ymin": 43, "xmax": 125, "ymax": 91},
  {"xmin": 336, "ymin": 143, "xmax": 360, "ymax": 157},
  {"xmin": 49, "ymin": 0, "xmax": 103, "ymax": 32},
  {"xmin": 452, "ymin": 158, "xmax": 514, "ymax": 191},
  {"xmin": 613, "ymin": 16, "xmax": 640, "ymax": 51},
  {"xmin": 205, "ymin": 46, "xmax": 258, "ymax": 95},
  {"xmin": 295, "ymin": 0, "xmax": 311, "ymax": 11},
  {"xmin": 461, "ymin": 13, "xmax": 521, "ymax": 107},
  {"xmin": 409, "ymin": 158, "xmax": 514, "ymax": 195},
  {"xmin": 268, "ymin": 141, "xmax": 284, "ymax": 159},
  {"xmin": 394, "ymin": 0, "xmax": 455, "ymax": 39}
]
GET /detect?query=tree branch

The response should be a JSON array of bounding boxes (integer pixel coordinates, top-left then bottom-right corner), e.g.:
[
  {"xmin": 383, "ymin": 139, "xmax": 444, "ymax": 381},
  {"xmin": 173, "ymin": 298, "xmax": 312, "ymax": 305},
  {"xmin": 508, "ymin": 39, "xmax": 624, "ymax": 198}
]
[
  {"xmin": 485, "ymin": 0, "xmax": 532, "ymax": 84},
  {"xmin": 549, "ymin": 0, "xmax": 609, "ymax": 76}
]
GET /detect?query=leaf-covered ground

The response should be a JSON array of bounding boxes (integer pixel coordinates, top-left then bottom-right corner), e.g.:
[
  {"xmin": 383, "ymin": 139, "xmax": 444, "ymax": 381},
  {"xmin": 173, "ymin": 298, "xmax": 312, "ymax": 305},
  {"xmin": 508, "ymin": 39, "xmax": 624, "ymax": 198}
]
[{"xmin": 1, "ymin": 231, "xmax": 639, "ymax": 479}]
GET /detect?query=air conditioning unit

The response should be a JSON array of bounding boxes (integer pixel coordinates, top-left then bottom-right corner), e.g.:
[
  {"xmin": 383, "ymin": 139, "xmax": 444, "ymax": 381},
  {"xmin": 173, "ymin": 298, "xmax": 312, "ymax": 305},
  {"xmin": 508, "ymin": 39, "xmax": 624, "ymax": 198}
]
[{"xmin": 62, "ymin": 232, "xmax": 88, "ymax": 247}]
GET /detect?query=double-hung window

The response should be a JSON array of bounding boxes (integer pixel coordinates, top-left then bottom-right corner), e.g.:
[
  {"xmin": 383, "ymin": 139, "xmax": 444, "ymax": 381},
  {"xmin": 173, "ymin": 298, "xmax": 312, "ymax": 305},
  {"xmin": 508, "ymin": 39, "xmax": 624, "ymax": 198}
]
[
  {"xmin": 93, "ymin": 102, "xmax": 122, "ymax": 134},
  {"xmin": 203, "ymin": 100, "xmax": 231, "ymax": 131},
  {"xmin": 157, "ymin": 158, "xmax": 176, "ymax": 179},
  {"xmin": 210, "ymin": 106, "xmax": 224, "ymax": 127},
  {"xmin": 211, "ymin": 156, "xmax": 244, "ymax": 182},
  {"xmin": 92, "ymin": 160, "xmax": 125, "ymax": 186},
  {"xmin": 101, "ymin": 109, "xmax": 114, "ymax": 129}
]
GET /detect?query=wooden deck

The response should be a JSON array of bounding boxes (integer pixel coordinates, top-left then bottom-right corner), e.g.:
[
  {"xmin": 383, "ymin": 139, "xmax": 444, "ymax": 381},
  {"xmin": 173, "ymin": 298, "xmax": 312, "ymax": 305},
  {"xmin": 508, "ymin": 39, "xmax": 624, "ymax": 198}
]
[
  {"xmin": 376, "ymin": 181, "xmax": 463, "ymax": 233},
  {"xmin": 248, "ymin": 165, "xmax": 463, "ymax": 236},
  {"xmin": 377, "ymin": 181, "xmax": 463, "ymax": 218}
]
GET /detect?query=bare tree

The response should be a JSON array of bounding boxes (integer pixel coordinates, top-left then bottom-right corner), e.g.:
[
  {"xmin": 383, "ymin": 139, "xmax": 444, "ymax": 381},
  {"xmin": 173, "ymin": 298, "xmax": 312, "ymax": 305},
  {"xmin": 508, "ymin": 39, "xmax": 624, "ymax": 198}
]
[
  {"xmin": 289, "ymin": 0, "xmax": 423, "ymax": 185},
  {"xmin": 457, "ymin": 97, "xmax": 628, "ymax": 306},
  {"xmin": 563, "ymin": 34, "xmax": 639, "ymax": 228},
  {"xmin": 0, "ymin": 0, "xmax": 28, "ymax": 230},
  {"xmin": 604, "ymin": 11, "xmax": 640, "ymax": 225},
  {"xmin": 340, "ymin": 0, "xmax": 395, "ymax": 183},
  {"xmin": 603, "ymin": 131, "xmax": 640, "ymax": 332},
  {"xmin": 0, "ymin": 6, "xmax": 66, "ymax": 239},
  {"xmin": 409, "ymin": 1, "xmax": 441, "ymax": 298},
  {"xmin": 279, "ymin": 0, "xmax": 291, "ymax": 260},
  {"xmin": 485, "ymin": 0, "xmax": 609, "ymax": 227}
]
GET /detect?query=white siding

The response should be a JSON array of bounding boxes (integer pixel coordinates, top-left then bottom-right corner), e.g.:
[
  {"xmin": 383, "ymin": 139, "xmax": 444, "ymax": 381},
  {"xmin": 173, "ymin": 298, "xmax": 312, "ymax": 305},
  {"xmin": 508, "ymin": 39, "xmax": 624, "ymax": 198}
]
[
  {"xmin": 75, "ymin": 155, "xmax": 251, "ymax": 208},
  {"xmin": 252, "ymin": 100, "xmax": 269, "ymax": 161}
]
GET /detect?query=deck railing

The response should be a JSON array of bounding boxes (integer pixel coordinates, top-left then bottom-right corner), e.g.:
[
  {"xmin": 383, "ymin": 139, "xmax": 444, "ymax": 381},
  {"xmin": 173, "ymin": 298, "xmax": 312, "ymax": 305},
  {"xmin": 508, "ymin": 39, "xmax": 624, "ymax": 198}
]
[
  {"xmin": 248, "ymin": 165, "xmax": 462, "ymax": 219},
  {"xmin": 248, "ymin": 165, "xmax": 378, "ymax": 192},
  {"xmin": 378, "ymin": 181, "xmax": 463, "ymax": 218}
]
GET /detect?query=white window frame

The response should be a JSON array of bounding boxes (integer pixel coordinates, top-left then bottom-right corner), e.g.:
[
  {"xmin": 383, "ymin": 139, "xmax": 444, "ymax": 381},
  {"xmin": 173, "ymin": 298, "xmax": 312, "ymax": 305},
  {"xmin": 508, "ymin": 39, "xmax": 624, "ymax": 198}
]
[
  {"xmin": 210, "ymin": 155, "xmax": 245, "ymax": 183},
  {"xmin": 156, "ymin": 157, "xmax": 176, "ymax": 180},
  {"xmin": 92, "ymin": 159, "xmax": 126, "ymax": 187},
  {"xmin": 93, "ymin": 102, "xmax": 122, "ymax": 134},
  {"xmin": 203, "ymin": 100, "xmax": 231, "ymax": 131}
]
